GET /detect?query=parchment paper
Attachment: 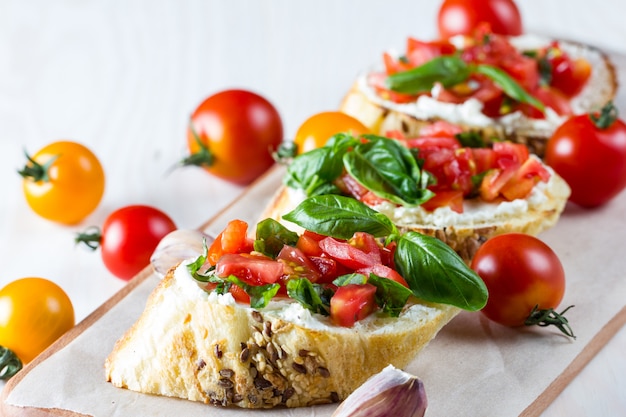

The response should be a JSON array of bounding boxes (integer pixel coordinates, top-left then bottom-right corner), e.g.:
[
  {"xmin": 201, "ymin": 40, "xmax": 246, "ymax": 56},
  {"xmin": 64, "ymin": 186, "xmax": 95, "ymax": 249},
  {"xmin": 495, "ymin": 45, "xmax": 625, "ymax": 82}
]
[{"xmin": 4, "ymin": 55, "xmax": 626, "ymax": 417}]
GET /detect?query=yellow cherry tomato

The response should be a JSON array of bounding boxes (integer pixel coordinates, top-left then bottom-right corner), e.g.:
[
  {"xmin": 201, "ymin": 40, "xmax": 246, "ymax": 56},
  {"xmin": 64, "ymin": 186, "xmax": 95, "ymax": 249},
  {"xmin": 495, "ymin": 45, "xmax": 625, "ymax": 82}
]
[
  {"xmin": 0, "ymin": 278, "xmax": 75, "ymax": 364},
  {"xmin": 293, "ymin": 111, "xmax": 370, "ymax": 154},
  {"xmin": 19, "ymin": 141, "xmax": 105, "ymax": 225}
]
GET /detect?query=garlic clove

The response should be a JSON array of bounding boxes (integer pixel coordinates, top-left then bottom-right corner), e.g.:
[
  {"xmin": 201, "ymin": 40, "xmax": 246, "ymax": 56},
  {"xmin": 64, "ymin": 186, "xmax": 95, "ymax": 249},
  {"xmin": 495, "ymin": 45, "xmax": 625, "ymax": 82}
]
[
  {"xmin": 150, "ymin": 229, "xmax": 214, "ymax": 277},
  {"xmin": 332, "ymin": 365, "xmax": 427, "ymax": 417}
]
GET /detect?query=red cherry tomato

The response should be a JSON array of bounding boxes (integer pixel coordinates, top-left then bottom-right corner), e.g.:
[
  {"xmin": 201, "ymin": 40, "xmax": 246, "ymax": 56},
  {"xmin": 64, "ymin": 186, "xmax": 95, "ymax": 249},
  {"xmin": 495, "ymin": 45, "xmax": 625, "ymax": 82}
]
[
  {"xmin": 77, "ymin": 205, "xmax": 177, "ymax": 280},
  {"xmin": 185, "ymin": 89, "xmax": 284, "ymax": 185},
  {"xmin": 437, "ymin": 0, "xmax": 523, "ymax": 38},
  {"xmin": 471, "ymin": 233, "xmax": 574, "ymax": 337},
  {"xmin": 545, "ymin": 103, "xmax": 626, "ymax": 208}
]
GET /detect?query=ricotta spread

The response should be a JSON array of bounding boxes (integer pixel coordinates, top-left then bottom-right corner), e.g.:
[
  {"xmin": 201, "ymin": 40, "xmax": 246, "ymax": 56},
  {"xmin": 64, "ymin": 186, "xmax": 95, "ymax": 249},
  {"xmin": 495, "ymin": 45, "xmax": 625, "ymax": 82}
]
[{"xmin": 171, "ymin": 259, "xmax": 444, "ymax": 333}]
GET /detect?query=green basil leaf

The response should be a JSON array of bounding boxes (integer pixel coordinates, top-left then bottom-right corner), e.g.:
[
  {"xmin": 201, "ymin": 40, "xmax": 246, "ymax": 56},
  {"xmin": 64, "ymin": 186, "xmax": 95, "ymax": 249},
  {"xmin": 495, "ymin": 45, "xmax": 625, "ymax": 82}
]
[
  {"xmin": 226, "ymin": 275, "xmax": 280, "ymax": 309},
  {"xmin": 282, "ymin": 195, "xmax": 398, "ymax": 239},
  {"xmin": 254, "ymin": 218, "xmax": 299, "ymax": 258},
  {"xmin": 344, "ymin": 136, "xmax": 433, "ymax": 206},
  {"xmin": 474, "ymin": 64, "xmax": 545, "ymax": 112},
  {"xmin": 385, "ymin": 55, "xmax": 471, "ymax": 94},
  {"xmin": 284, "ymin": 147, "xmax": 344, "ymax": 196},
  {"xmin": 394, "ymin": 232, "xmax": 488, "ymax": 311},
  {"xmin": 367, "ymin": 274, "xmax": 413, "ymax": 317},
  {"xmin": 286, "ymin": 278, "xmax": 332, "ymax": 316}
]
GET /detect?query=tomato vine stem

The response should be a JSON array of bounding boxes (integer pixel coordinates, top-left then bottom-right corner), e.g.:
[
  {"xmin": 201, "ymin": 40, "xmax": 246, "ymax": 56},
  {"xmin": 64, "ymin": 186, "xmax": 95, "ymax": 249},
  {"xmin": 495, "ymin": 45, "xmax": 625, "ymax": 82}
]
[
  {"xmin": 590, "ymin": 101, "xmax": 618, "ymax": 129},
  {"xmin": 0, "ymin": 346, "xmax": 22, "ymax": 380},
  {"xmin": 17, "ymin": 150, "xmax": 59, "ymax": 182},
  {"xmin": 524, "ymin": 304, "xmax": 576, "ymax": 338}
]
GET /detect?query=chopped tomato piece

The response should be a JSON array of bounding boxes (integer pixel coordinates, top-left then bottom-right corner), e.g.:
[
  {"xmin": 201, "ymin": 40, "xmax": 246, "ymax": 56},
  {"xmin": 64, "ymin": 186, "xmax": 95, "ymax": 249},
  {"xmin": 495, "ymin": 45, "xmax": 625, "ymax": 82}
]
[
  {"xmin": 308, "ymin": 256, "xmax": 351, "ymax": 284},
  {"xmin": 403, "ymin": 135, "xmax": 461, "ymax": 150},
  {"xmin": 493, "ymin": 141, "xmax": 529, "ymax": 165},
  {"xmin": 479, "ymin": 162, "xmax": 518, "ymax": 201},
  {"xmin": 330, "ymin": 284, "xmax": 378, "ymax": 327},
  {"xmin": 416, "ymin": 120, "xmax": 464, "ymax": 138},
  {"xmin": 383, "ymin": 52, "xmax": 412, "ymax": 75},
  {"xmin": 207, "ymin": 219, "xmax": 253, "ymax": 265},
  {"xmin": 421, "ymin": 190, "xmax": 464, "ymax": 213},
  {"xmin": 472, "ymin": 147, "xmax": 497, "ymax": 173},
  {"xmin": 406, "ymin": 38, "xmax": 456, "ymax": 67},
  {"xmin": 357, "ymin": 264, "xmax": 409, "ymax": 288},
  {"xmin": 296, "ymin": 231, "xmax": 324, "ymax": 257},
  {"xmin": 277, "ymin": 245, "xmax": 321, "ymax": 283},
  {"xmin": 215, "ymin": 253, "xmax": 284, "ymax": 285},
  {"xmin": 499, "ymin": 157, "xmax": 551, "ymax": 200},
  {"xmin": 318, "ymin": 233, "xmax": 381, "ymax": 270}
]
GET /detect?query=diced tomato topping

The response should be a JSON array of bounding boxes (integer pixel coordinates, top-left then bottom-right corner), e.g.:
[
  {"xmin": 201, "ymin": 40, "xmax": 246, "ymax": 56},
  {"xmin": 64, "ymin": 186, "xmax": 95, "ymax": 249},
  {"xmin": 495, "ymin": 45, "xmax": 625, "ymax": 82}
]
[
  {"xmin": 330, "ymin": 284, "xmax": 378, "ymax": 327},
  {"xmin": 357, "ymin": 264, "xmax": 409, "ymax": 288},
  {"xmin": 374, "ymin": 28, "xmax": 588, "ymax": 119},
  {"xmin": 499, "ymin": 157, "xmax": 551, "ymax": 200},
  {"xmin": 215, "ymin": 253, "xmax": 284, "ymax": 285},
  {"xmin": 207, "ymin": 219, "xmax": 253, "ymax": 266}
]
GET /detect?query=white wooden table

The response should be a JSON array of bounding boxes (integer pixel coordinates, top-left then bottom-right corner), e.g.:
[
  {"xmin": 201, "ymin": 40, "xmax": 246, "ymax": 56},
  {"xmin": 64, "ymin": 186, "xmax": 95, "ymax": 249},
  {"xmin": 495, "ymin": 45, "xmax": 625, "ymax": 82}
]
[{"xmin": 0, "ymin": 1, "xmax": 624, "ymax": 415}]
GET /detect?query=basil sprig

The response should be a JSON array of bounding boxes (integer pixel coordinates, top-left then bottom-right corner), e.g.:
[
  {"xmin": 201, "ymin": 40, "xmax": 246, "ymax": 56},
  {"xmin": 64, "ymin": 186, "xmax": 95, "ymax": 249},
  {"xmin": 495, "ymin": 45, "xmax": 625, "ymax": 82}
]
[
  {"xmin": 344, "ymin": 136, "xmax": 434, "ymax": 206},
  {"xmin": 286, "ymin": 134, "xmax": 434, "ymax": 207},
  {"xmin": 385, "ymin": 56, "xmax": 545, "ymax": 112},
  {"xmin": 283, "ymin": 195, "xmax": 488, "ymax": 311}
]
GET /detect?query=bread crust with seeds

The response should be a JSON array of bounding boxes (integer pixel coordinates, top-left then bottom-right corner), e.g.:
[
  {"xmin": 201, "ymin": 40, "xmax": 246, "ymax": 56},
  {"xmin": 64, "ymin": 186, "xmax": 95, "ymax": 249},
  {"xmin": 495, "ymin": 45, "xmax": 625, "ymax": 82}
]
[{"xmin": 105, "ymin": 263, "xmax": 459, "ymax": 408}]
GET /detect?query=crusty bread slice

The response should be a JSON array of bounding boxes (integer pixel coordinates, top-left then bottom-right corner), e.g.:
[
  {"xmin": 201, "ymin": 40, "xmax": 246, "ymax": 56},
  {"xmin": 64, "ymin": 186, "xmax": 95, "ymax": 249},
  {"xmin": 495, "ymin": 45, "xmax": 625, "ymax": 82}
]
[
  {"xmin": 340, "ymin": 36, "xmax": 617, "ymax": 158},
  {"xmin": 105, "ymin": 263, "xmax": 459, "ymax": 408},
  {"xmin": 262, "ymin": 163, "xmax": 571, "ymax": 263}
]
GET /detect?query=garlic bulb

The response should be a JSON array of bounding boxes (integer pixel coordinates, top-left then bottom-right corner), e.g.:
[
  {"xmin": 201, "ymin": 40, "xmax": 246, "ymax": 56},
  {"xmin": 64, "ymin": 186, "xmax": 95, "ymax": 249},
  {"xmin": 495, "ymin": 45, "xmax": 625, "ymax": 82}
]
[
  {"xmin": 150, "ymin": 229, "xmax": 214, "ymax": 277},
  {"xmin": 332, "ymin": 365, "xmax": 427, "ymax": 417}
]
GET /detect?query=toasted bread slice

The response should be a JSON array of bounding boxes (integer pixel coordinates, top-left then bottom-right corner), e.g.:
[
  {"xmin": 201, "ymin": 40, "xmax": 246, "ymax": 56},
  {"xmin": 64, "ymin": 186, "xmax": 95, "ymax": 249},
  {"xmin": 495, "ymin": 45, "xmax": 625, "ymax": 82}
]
[
  {"xmin": 105, "ymin": 263, "xmax": 458, "ymax": 408},
  {"xmin": 340, "ymin": 35, "xmax": 617, "ymax": 158}
]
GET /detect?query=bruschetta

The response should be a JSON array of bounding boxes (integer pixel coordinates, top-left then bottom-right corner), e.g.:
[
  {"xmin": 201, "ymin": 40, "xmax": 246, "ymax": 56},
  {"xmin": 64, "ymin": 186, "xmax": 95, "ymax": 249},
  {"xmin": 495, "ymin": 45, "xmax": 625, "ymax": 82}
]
[
  {"xmin": 106, "ymin": 200, "xmax": 487, "ymax": 408},
  {"xmin": 263, "ymin": 122, "xmax": 570, "ymax": 263},
  {"xmin": 340, "ymin": 26, "xmax": 617, "ymax": 157}
]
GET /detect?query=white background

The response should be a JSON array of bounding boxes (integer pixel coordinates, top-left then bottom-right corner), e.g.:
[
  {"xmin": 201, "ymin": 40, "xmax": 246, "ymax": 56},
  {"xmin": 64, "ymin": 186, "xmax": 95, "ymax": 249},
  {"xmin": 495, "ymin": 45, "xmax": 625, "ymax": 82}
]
[{"xmin": 0, "ymin": 0, "xmax": 625, "ymax": 415}]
